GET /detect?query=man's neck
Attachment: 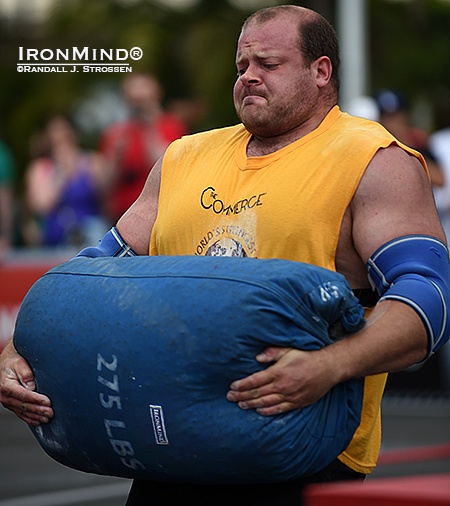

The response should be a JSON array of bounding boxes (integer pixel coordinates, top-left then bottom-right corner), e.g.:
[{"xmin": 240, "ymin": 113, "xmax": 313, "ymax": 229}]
[
  {"xmin": 246, "ymin": 106, "xmax": 334, "ymax": 157},
  {"xmin": 247, "ymin": 135, "xmax": 298, "ymax": 157}
]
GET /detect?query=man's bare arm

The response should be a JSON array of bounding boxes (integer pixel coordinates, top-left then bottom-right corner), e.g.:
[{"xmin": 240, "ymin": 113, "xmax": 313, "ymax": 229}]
[
  {"xmin": 227, "ymin": 146, "xmax": 447, "ymax": 414},
  {"xmin": 116, "ymin": 157, "xmax": 162, "ymax": 254}
]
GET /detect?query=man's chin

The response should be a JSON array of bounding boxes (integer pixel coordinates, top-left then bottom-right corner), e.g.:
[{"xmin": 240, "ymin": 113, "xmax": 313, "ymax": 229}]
[
  {"xmin": 242, "ymin": 120, "xmax": 273, "ymax": 137},
  {"xmin": 238, "ymin": 111, "xmax": 269, "ymax": 133}
]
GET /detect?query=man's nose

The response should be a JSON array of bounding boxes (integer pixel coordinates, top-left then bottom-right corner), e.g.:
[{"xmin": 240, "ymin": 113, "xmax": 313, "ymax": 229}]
[{"xmin": 239, "ymin": 65, "xmax": 261, "ymax": 86}]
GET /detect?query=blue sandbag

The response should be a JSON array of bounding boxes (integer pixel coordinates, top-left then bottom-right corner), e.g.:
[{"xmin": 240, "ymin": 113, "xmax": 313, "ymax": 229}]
[{"xmin": 14, "ymin": 255, "xmax": 365, "ymax": 484}]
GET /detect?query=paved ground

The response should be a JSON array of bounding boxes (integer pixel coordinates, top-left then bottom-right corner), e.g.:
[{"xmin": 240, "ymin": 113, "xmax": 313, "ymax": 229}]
[
  {"xmin": 0, "ymin": 404, "xmax": 130, "ymax": 506},
  {"xmin": 370, "ymin": 395, "xmax": 450, "ymax": 479},
  {"xmin": 1, "ymin": 390, "xmax": 449, "ymax": 506}
]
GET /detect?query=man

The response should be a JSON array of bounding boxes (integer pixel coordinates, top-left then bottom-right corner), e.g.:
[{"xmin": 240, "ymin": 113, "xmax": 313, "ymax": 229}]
[
  {"xmin": 0, "ymin": 136, "xmax": 15, "ymax": 256},
  {"xmin": 375, "ymin": 88, "xmax": 444, "ymax": 188},
  {"xmin": 1, "ymin": 5, "xmax": 449, "ymax": 505},
  {"xmin": 99, "ymin": 72, "xmax": 187, "ymax": 223}
]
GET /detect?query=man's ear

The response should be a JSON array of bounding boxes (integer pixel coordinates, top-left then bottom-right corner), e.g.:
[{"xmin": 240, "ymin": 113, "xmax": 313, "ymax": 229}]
[{"xmin": 313, "ymin": 56, "xmax": 333, "ymax": 88}]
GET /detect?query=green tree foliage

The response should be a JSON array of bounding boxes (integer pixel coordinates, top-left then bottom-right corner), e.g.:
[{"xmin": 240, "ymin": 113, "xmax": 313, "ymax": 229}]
[
  {"xmin": 370, "ymin": 0, "xmax": 450, "ymax": 128},
  {"xmin": 1, "ymin": 0, "xmax": 450, "ymax": 178}
]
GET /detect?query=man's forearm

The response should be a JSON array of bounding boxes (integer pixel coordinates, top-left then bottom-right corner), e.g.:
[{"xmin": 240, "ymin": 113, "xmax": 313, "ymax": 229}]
[{"xmin": 323, "ymin": 299, "xmax": 428, "ymax": 384}]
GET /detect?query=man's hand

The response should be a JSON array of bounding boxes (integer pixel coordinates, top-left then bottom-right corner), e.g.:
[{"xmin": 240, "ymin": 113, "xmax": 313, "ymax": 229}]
[
  {"xmin": 0, "ymin": 339, "xmax": 53, "ymax": 426},
  {"xmin": 226, "ymin": 347, "xmax": 339, "ymax": 416}
]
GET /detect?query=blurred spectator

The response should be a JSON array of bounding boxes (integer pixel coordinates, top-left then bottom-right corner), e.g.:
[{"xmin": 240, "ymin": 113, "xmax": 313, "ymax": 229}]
[
  {"xmin": 24, "ymin": 115, "xmax": 109, "ymax": 248},
  {"xmin": 99, "ymin": 73, "xmax": 188, "ymax": 223},
  {"xmin": 0, "ymin": 138, "xmax": 16, "ymax": 256},
  {"xmin": 167, "ymin": 97, "xmax": 207, "ymax": 133},
  {"xmin": 430, "ymin": 124, "xmax": 450, "ymax": 243},
  {"xmin": 375, "ymin": 89, "xmax": 444, "ymax": 188},
  {"xmin": 430, "ymin": 122, "xmax": 450, "ymax": 391},
  {"xmin": 345, "ymin": 95, "xmax": 380, "ymax": 122}
]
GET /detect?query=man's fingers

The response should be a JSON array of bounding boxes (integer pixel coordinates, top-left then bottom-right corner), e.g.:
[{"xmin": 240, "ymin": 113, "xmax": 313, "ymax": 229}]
[
  {"xmin": 12, "ymin": 407, "xmax": 49, "ymax": 426},
  {"xmin": 3, "ymin": 398, "xmax": 52, "ymax": 425},
  {"xmin": 1, "ymin": 380, "xmax": 53, "ymax": 425},
  {"xmin": 3, "ymin": 382, "xmax": 50, "ymax": 407},
  {"xmin": 256, "ymin": 401, "xmax": 294, "ymax": 416},
  {"xmin": 18, "ymin": 374, "xmax": 35, "ymax": 391},
  {"xmin": 227, "ymin": 382, "xmax": 269, "ymax": 399},
  {"xmin": 236, "ymin": 393, "xmax": 285, "ymax": 410},
  {"xmin": 227, "ymin": 375, "xmax": 280, "ymax": 405},
  {"xmin": 6, "ymin": 394, "xmax": 52, "ymax": 414},
  {"xmin": 256, "ymin": 346, "xmax": 291, "ymax": 363},
  {"xmin": 228, "ymin": 348, "xmax": 295, "ymax": 393},
  {"xmin": 229, "ymin": 391, "xmax": 295, "ymax": 416}
]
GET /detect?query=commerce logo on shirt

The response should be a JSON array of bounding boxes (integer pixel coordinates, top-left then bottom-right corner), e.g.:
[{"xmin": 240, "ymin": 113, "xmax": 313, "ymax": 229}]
[{"xmin": 200, "ymin": 186, "xmax": 266, "ymax": 215}]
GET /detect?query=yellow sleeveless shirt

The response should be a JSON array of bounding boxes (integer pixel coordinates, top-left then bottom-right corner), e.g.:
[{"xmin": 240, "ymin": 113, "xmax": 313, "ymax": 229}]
[{"xmin": 150, "ymin": 105, "xmax": 427, "ymax": 474}]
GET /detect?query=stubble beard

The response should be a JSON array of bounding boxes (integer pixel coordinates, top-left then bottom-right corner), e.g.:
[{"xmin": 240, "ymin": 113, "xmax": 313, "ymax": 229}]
[{"xmin": 237, "ymin": 100, "xmax": 299, "ymax": 139}]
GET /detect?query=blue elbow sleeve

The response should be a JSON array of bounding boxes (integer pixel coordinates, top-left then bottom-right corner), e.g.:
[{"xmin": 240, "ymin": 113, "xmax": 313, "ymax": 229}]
[
  {"xmin": 76, "ymin": 227, "xmax": 137, "ymax": 258},
  {"xmin": 367, "ymin": 235, "xmax": 450, "ymax": 359}
]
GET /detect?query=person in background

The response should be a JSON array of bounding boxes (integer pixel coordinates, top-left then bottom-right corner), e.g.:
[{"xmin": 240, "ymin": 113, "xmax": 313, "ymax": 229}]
[
  {"xmin": 1, "ymin": 6, "xmax": 449, "ymax": 505},
  {"xmin": 429, "ymin": 114, "xmax": 450, "ymax": 393},
  {"xmin": 24, "ymin": 115, "xmax": 109, "ymax": 248},
  {"xmin": 0, "ymin": 137, "xmax": 16, "ymax": 256},
  {"xmin": 345, "ymin": 95, "xmax": 380, "ymax": 122},
  {"xmin": 430, "ymin": 110, "xmax": 450, "ymax": 245},
  {"xmin": 376, "ymin": 88, "xmax": 444, "ymax": 188},
  {"xmin": 98, "ymin": 73, "xmax": 188, "ymax": 223}
]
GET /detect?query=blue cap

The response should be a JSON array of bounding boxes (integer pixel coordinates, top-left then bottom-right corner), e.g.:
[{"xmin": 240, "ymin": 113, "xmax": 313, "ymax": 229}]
[{"xmin": 375, "ymin": 89, "xmax": 407, "ymax": 114}]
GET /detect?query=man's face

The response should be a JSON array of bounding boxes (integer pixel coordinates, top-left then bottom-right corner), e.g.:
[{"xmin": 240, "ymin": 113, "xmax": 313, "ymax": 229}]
[
  {"xmin": 123, "ymin": 75, "xmax": 161, "ymax": 115},
  {"xmin": 233, "ymin": 16, "xmax": 319, "ymax": 138}
]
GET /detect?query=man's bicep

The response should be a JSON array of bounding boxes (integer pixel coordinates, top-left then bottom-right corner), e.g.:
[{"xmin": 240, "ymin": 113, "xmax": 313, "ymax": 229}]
[
  {"xmin": 116, "ymin": 158, "xmax": 162, "ymax": 255},
  {"xmin": 352, "ymin": 146, "xmax": 445, "ymax": 264}
]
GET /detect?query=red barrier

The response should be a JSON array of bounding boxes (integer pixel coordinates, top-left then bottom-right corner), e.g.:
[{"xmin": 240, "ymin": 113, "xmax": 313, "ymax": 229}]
[
  {"xmin": 304, "ymin": 473, "xmax": 450, "ymax": 506},
  {"xmin": 0, "ymin": 252, "xmax": 72, "ymax": 351}
]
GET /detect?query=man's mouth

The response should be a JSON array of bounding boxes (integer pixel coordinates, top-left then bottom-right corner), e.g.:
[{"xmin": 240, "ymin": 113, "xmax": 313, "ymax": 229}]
[{"xmin": 242, "ymin": 93, "xmax": 265, "ymax": 104}]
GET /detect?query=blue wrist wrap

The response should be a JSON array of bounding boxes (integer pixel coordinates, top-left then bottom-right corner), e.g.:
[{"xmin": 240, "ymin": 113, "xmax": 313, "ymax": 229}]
[
  {"xmin": 367, "ymin": 235, "xmax": 450, "ymax": 359},
  {"xmin": 76, "ymin": 227, "xmax": 137, "ymax": 258}
]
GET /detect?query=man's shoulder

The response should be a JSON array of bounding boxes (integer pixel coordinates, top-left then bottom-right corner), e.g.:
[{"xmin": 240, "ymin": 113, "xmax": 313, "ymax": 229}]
[
  {"xmin": 162, "ymin": 124, "xmax": 248, "ymax": 164},
  {"xmin": 338, "ymin": 111, "xmax": 392, "ymax": 140},
  {"xmin": 188, "ymin": 123, "xmax": 247, "ymax": 140}
]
